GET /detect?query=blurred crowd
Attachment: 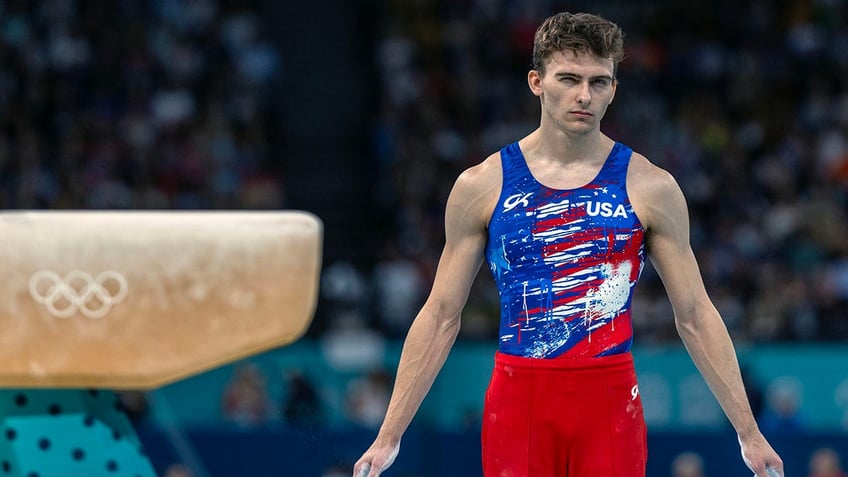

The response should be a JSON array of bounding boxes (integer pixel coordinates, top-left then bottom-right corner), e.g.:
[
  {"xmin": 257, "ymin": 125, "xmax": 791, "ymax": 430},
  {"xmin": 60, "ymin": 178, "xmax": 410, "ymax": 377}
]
[
  {"xmin": 1, "ymin": 0, "xmax": 845, "ymax": 345},
  {"xmin": 670, "ymin": 446, "xmax": 848, "ymax": 477},
  {"xmin": 217, "ymin": 361, "xmax": 392, "ymax": 431},
  {"xmin": 322, "ymin": 0, "xmax": 848, "ymax": 346},
  {"xmin": 0, "ymin": 0, "xmax": 283, "ymax": 211}
]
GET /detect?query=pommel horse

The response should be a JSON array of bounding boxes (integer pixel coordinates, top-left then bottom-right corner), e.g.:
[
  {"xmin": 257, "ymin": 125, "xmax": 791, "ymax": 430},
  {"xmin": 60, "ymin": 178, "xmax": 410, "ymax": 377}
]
[{"xmin": 0, "ymin": 211, "xmax": 322, "ymax": 476}]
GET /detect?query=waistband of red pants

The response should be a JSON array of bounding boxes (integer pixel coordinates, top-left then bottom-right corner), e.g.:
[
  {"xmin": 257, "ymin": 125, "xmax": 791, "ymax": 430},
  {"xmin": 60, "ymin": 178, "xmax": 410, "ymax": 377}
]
[{"xmin": 494, "ymin": 350, "xmax": 634, "ymax": 371}]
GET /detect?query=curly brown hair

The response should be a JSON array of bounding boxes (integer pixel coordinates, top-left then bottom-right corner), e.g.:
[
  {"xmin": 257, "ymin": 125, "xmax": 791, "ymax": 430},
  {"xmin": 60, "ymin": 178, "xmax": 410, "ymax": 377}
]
[{"xmin": 532, "ymin": 12, "xmax": 625, "ymax": 75}]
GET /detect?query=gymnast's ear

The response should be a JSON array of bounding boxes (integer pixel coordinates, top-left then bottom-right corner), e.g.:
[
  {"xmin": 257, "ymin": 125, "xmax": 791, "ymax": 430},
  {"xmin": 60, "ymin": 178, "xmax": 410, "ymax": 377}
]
[{"xmin": 528, "ymin": 69, "xmax": 543, "ymax": 97}]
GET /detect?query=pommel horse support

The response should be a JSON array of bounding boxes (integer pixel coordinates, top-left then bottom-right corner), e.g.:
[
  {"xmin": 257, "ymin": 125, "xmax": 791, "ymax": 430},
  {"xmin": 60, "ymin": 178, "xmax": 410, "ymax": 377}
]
[{"xmin": 0, "ymin": 211, "xmax": 323, "ymax": 476}]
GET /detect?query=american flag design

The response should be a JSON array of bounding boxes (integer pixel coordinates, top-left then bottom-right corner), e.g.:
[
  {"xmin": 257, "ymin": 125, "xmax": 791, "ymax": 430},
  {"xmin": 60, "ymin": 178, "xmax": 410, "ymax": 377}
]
[{"xmin": 485, "ymin": 142, "xmax": 646, "ymax": 358}]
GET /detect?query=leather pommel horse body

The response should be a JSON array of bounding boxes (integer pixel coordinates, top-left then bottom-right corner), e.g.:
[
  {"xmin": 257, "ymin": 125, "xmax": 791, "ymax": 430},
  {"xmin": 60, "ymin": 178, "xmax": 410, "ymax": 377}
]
[{"xmin": 0, "ymin": 211, "xmax": 323, "ymax": 476}]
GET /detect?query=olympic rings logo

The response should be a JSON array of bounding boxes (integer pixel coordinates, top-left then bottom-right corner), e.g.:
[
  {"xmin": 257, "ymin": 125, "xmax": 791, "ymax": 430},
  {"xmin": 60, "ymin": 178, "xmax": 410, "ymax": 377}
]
[{"xmin": 29, "ymin": 270, "xmax": 128, "ymax": 319}]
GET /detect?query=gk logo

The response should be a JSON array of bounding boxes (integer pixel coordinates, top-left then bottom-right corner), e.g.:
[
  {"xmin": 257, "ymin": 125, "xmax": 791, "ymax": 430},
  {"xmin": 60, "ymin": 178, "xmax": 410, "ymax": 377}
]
[
  {"xmin": 29, "ymin": 270, "xmax": 128, "ymax": 319},
  {"xmin": 503, "ymin": 193, "xmax": 533, "ymax": 212}
]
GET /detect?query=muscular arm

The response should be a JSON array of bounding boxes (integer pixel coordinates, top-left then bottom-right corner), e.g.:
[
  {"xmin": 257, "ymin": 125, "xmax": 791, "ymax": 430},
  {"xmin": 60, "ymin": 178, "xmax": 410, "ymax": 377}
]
[
  {"xmin": 354, "ymin": 160, "xmax": 499, "ymax": 477},
  {"xmin": 630, "ymin": 159, "xmax": 783, "ymax": 476},
  {"xmin": 376, "ymin": 170, "xmax": 491, "ymax": 442},
  {"xmin": 642, "ymin": 170, "xmax": 757, "ymax": 434}
]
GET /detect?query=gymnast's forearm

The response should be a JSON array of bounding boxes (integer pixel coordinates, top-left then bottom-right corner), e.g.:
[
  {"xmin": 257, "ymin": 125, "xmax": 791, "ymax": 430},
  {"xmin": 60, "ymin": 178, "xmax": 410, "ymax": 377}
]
[
  {"xmin": 676, "ymin": 306, "xmax": 759, "ymax": 438},
  {"xmin": 375, "ymin": 305, "xmax": 461, "ymax": 444}
]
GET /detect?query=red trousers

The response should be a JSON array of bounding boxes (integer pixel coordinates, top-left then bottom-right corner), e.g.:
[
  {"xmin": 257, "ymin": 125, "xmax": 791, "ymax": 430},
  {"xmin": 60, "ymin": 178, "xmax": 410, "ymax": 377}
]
[{"xmin": 482, "ymin": 351, "xmax": 647, "ymax": 477}]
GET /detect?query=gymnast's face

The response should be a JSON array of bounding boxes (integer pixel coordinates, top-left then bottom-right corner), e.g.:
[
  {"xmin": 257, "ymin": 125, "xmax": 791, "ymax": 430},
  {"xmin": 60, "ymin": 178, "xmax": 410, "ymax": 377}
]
[{"xmin": 528, "ymin": 50, "xmax": 617, "ymax": 135}]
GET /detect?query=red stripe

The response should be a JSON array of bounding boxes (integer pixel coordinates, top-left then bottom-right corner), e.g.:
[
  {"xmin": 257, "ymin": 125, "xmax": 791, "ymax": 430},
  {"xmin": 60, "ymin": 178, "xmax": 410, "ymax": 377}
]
[{"xmin": 561, "ymin": 312, "xmax": 632, "ymax": 357}]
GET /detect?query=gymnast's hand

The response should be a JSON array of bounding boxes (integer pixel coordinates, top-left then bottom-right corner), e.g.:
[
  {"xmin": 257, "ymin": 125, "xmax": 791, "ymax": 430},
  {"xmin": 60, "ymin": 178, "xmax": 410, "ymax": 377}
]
[
  {"xmin": 738, "ymin": 433, "xmax": 784, "ymax": 477},
  {"xmin": 352, "ymin": 439, "xmax": 400, "ymax": 477}
]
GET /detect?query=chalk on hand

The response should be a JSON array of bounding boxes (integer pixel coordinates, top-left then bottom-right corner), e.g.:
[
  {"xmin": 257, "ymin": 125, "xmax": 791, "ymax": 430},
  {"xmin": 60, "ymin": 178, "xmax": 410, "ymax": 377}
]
[
  {"xmin": 766, "ymin": 467, "xmax": 780, "ymax": 477},
  {"xmin": 357, "ymin": 463, "xmax": 371, "ymax": 477}
]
